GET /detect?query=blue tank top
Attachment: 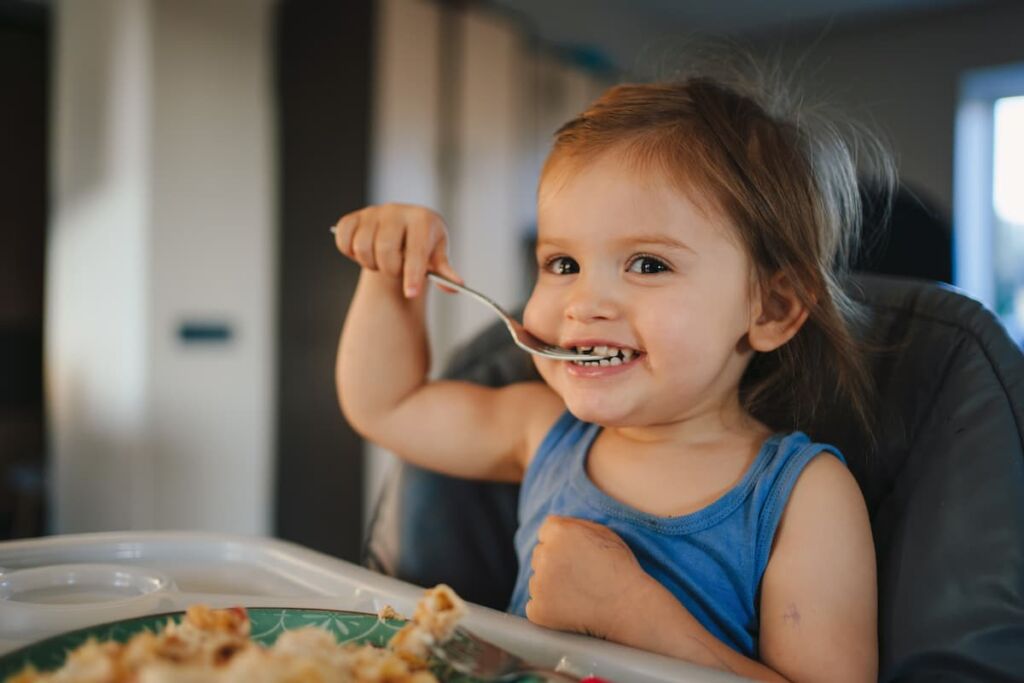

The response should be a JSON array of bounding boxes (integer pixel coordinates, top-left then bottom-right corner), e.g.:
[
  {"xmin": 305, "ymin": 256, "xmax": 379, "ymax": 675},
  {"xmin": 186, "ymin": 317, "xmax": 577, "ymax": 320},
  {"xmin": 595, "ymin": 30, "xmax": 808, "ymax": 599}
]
[{"xmin": 508, "ymin": 412, "xmax": 845, "ymax": 658}]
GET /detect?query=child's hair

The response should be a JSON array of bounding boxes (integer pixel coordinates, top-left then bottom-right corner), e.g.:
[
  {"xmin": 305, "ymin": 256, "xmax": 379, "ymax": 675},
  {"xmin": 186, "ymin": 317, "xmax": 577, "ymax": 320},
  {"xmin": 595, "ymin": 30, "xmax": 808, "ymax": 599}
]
[{"xmin": 540, "ymin": 68, "xmax": 895, "ymax": 440}]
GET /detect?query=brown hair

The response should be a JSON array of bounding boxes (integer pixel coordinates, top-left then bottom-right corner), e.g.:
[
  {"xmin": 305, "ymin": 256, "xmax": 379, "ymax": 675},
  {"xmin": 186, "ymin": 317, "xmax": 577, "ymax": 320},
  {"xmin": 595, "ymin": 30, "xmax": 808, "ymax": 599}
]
[{"xmin": 541, "ymin": 75, "xmax": 894, "ymax": 439}]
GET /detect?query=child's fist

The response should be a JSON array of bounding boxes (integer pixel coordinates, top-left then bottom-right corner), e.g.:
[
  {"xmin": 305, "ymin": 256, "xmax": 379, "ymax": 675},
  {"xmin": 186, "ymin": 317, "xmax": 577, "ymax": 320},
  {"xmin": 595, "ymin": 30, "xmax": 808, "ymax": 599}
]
[
  {"xmin": 525, "ymin": 515, "xmax": 650, "ymax": 640},
  {"xmin": 333, "ymin": 203, "xmax": 462, "ymax": 297}
]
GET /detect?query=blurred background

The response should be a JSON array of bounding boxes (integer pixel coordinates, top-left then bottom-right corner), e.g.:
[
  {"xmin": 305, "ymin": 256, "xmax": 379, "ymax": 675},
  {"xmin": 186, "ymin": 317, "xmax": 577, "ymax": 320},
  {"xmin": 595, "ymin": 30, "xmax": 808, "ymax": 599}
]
[{"xmin": 1, "ymin": 0, "xmax": 1022, "ymax": 562}]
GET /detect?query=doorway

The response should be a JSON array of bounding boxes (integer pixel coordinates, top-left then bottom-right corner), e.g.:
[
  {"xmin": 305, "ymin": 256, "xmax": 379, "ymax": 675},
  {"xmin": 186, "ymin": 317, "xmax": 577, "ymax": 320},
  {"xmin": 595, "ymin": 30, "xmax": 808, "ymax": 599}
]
[{"xmin": 0, "ymin": 0, "xmax": 50, "ymax": 539}]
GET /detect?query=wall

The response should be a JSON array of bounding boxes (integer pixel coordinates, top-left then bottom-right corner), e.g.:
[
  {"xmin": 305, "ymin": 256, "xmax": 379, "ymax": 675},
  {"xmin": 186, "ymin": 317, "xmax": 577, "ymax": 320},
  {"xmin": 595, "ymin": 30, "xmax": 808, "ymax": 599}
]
[
  {"xmin": 49, "ymin": 0, "xmax": 153, "ymax": 531},
  {"xmin": 763, "ymin": 1, "xmax": 1024, "ymax": 216},
  {"xmin": 48, "ymin": 0, "xmax": 277, "ymax": 534}
]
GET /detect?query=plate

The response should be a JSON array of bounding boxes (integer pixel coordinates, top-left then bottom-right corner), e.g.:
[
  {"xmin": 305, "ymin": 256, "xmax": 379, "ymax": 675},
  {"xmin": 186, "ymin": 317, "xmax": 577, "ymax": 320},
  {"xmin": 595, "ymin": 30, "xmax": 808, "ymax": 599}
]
[{"xmin": 0, "ymin": 608, "xmax": 525, "ymax": 682}]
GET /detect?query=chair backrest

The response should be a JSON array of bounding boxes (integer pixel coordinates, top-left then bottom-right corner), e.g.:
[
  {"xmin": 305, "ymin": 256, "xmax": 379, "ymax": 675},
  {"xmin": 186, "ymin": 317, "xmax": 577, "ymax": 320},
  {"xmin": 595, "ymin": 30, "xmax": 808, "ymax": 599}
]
[
  {"xmin": 828, "ymin": 275, "xmax": 1024, "ymax": 680},
  {"xmin": 364, "ymin": 273, "xmax": 1024, "ymax": 681}
]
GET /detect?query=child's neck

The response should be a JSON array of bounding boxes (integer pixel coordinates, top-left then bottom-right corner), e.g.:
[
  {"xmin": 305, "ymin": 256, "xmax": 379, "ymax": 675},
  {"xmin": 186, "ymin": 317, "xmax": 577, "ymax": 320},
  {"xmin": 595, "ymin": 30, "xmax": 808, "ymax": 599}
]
[
  {"xmin": 586, "ymin": 404, "xmax": 773, "ymax": 518},
  {"xmin": 608, "ymin": 397, "xmax": 770, "ymax": 453}
]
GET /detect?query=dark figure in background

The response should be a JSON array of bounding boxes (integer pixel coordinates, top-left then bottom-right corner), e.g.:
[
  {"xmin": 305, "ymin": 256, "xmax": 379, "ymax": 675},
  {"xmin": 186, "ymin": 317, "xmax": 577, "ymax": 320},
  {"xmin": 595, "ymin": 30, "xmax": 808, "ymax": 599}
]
[{"xmin": 856, "ymin": 182, "xmax": 952, "ymax": 284}]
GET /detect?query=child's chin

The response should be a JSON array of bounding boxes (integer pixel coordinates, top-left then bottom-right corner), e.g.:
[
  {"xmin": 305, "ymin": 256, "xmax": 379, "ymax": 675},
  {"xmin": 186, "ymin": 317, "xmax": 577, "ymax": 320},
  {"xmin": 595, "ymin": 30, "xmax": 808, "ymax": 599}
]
[{"xmin": 565, "ymin": 400, "xmax": 633, "ymax": 427}]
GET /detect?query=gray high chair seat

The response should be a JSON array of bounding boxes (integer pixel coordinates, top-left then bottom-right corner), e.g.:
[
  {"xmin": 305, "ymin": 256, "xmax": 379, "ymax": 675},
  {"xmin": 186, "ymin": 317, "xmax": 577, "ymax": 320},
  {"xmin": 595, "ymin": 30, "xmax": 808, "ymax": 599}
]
[{"xmin": 363, "ymin": 273, "xmax": 1024, "ymax": 682}]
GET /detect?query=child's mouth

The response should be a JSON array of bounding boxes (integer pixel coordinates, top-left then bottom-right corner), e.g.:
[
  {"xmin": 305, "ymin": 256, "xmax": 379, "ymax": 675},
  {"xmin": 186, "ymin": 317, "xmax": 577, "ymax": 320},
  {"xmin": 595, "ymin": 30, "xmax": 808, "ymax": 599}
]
[{"xmin": 569, "ymin": 345, "xmax": 641, "ymax": 367}]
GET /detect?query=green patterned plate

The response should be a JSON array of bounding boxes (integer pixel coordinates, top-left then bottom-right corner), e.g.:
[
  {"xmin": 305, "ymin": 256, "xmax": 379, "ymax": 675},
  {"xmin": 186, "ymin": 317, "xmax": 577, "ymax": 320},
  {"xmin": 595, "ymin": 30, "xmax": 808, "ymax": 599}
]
[{"xmin": 0, "ymin": 608, "xmax": 529, "ymax": 682}]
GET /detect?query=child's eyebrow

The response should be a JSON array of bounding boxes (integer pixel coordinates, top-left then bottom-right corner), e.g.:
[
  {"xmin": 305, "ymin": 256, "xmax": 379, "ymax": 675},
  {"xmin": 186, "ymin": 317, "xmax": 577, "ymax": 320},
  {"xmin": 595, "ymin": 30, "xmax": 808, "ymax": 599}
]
[
  {"xmin": 619, "ymin": 234, "xmax": 697, "ymax": 254},
  {"xmin": 536, "ymin": 234, "xmax": 696, "ymax": 254},
  {"xmin": 535, "ymin": 237, "xmax": 568, "ymax": 250}
]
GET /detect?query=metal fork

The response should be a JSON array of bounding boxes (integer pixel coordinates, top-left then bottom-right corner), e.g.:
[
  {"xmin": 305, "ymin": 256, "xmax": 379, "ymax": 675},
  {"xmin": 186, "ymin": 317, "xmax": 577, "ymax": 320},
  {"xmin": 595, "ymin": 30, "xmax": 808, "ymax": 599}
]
[
  {"xmin": 328, "ymin": 226, "xmax": 605, "ymax": 361},
  {"xmin": 432, "ymin": 626, "xmax": 581, "ymax": 681},
  {"xmin": 424, "ymin": 273, "xmax": 606, "ymax": 362}
]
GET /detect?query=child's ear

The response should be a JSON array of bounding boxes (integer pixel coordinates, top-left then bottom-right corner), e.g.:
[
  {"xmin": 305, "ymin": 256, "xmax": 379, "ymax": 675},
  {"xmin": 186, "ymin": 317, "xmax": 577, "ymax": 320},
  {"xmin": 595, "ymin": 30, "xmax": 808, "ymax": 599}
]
[{"xmin": 748, "ymin": 272, "xmax": 811, "ymax": 352}]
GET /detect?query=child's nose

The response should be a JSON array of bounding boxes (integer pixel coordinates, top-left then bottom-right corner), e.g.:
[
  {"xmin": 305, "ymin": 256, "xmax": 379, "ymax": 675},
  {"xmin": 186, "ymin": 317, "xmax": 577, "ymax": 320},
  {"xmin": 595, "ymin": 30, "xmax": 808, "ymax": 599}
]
[{"xmin": 564, "ymin": 277, "xmax": 619, "ymax": 322}]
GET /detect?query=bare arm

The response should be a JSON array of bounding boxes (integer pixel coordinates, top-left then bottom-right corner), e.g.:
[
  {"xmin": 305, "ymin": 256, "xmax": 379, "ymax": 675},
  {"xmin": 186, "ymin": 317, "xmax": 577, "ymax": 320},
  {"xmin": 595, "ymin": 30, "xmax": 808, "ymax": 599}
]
[
  {"xmin": 335, "ymin": 204, "xmax": 559, "ymax": 481},
  {"xmin": 527, "ymin": 455, "xmax": 875, "ymax": 682},
  {"xmin": 757, "ymin": 454, "xmax": 878, "ymax": 682},
  {"xmin": 527, "ymin": 517, "xmax": 789, "ymax": 682},
  {"xmin": 616, "ymin": 455, "xmax": 875, "ymax": 681}
]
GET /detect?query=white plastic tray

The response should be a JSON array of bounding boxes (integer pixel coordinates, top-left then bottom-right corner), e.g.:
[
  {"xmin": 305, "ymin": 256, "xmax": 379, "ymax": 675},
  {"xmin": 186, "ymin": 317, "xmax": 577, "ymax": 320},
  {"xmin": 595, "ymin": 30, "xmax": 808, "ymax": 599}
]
[{"xmin": 0, "ymin": 532, "xmax": 742, "ymax": 682}]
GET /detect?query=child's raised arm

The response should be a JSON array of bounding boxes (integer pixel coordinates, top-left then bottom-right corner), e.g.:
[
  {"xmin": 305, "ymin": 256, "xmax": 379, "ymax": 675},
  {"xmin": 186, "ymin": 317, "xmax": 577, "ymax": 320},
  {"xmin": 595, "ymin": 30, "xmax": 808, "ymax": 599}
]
[{"xmin": 334, "ymin": 203, "xmax": 559, "ymax": 482}]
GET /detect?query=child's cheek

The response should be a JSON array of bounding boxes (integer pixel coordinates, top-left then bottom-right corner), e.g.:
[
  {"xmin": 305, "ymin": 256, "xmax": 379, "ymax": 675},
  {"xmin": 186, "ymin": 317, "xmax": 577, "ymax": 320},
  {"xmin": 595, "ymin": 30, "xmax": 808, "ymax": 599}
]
[
  {"xmin": 522, "ymin": 291, "xmax": 549, "ymax": 340},
  {"xmin": 531, "ymin": 354, "xmax": 558, "ymax": 389},
  {"xmin": 524, "ymin": 286, "xmax": 568, "ymax": 391}
]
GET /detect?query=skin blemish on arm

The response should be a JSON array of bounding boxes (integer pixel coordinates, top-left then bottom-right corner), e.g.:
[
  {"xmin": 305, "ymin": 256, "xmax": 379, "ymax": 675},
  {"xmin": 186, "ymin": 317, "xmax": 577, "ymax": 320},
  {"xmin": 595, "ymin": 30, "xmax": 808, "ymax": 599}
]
[{"xmin": 782, "ymin": 603, "xmax": 801, "ymax": 627}]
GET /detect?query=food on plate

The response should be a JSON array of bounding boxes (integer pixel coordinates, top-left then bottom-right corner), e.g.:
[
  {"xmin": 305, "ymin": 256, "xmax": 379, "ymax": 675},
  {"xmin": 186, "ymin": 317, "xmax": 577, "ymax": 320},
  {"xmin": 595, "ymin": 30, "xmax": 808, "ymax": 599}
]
[
  {"xmin": 7, "ymin": 584, "xmax": 467, "ymax": 683},
  {"xmin": 388, "ymin": 584, "xmax": 465, "ymax": 662}
]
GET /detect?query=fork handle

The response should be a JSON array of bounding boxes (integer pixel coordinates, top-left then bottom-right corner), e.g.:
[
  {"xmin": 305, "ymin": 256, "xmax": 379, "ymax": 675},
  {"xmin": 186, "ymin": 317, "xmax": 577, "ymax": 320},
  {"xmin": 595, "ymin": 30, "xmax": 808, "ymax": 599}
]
[
  {"xmin": 426, "ymin": 272, "xmax": 509, "ymax": 316},
  {"xmin": 502, "ymin": 670, "xmax": 584, "ymax": 682}
]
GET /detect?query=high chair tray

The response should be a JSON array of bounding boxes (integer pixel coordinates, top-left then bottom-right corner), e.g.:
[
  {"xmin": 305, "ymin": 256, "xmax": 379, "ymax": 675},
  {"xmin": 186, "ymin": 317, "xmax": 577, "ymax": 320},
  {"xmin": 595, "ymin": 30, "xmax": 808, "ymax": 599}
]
[{"xmin": 0, "ymin": 531, "xmax": 744, "ymax": 682}]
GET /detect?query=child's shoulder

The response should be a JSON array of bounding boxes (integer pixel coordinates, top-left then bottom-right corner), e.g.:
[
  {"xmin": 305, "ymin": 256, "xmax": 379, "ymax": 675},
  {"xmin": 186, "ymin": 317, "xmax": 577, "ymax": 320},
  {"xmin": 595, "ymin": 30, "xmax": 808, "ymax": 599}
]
[
  {"xmin": 785, "ymin": 447, "xmax": 862, "ymax": 516},
  {"xmin": 764, "ymin": 431, "xmax": 848, "ymax": 468},
  {"xmin": 768, "ymin": 436, "xmax": 868, "ymax": 554},
  {"xmin": 752, "ymin": 431, "xmax": 859, "ymax": 541}
]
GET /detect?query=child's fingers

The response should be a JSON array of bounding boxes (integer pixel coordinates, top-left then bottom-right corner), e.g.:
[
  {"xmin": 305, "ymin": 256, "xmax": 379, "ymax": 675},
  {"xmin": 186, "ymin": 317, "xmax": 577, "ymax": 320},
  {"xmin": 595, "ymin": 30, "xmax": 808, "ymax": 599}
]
[
  {"xmin": 431, "ymin": 243, "xmax": 463, "ymax": 288},
  {"xmin": 402, "ymin": 219, "xmax": 431, "ymax": 298},
  {"xmin": 336, "ymin": 205, "xmax": 456, "ymax": 296},
  {"xmin": 373, "ymin": 221, "xmax": 406, "ymax": 278},
  {"xmin": 334, "ymin": 211, "xmax": 360, "ymax": 258},
  {"xmin": 350, "ymin": 216, "xmax": 379, "ymax": 270},
  {"xmin": 422, "ymin": 216, "xmax": 461, "ymax": 285}
]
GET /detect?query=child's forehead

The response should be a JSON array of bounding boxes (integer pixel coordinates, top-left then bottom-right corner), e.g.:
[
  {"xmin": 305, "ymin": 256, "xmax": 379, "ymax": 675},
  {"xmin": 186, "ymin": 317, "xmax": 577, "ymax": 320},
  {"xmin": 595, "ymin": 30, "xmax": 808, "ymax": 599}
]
[
  {"xmin": 536, "ymin": 150, "xmax": 733, "ymax": 239},
  {"xmin": 539, "ymin": 148, "xmax": 721, "ymax": 219}
]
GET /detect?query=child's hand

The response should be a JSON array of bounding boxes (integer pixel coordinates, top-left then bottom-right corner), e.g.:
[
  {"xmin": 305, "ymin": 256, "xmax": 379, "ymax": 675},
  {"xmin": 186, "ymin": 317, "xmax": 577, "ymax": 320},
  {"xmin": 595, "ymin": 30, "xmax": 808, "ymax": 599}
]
[
  {"xmin": 333, "ymin": 203, "xmax": 462, "ymax": 298},
  {"xmin": 526, "ymin": 515, "xmax": 656, "ymax": 640}
]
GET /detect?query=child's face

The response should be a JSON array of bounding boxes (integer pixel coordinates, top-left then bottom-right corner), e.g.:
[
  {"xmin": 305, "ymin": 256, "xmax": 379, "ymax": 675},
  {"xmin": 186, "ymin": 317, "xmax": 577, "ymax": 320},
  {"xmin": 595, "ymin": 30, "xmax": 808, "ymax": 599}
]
[{"xmin": 524, "ymin": 151, "xmax": 760, "ymax": 429}]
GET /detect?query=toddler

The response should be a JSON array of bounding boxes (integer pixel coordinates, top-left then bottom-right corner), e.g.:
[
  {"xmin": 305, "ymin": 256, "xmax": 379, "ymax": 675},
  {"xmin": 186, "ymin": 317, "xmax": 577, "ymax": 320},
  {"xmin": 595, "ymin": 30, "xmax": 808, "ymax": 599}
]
[{"xmin": 335, "ymin": 76, "xmax": 882, "ymax": 683}]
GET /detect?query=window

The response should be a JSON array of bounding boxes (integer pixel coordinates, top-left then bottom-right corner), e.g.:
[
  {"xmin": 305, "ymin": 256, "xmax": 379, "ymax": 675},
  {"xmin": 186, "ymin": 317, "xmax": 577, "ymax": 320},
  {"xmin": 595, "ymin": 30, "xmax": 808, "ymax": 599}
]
[
  {"xmin": 956, "ymin": 63, "xmax": 1024, "ymax": 344},
  {"xmin": 993, "ymin": 96, "xmax": 1024, "ymax": 338}
]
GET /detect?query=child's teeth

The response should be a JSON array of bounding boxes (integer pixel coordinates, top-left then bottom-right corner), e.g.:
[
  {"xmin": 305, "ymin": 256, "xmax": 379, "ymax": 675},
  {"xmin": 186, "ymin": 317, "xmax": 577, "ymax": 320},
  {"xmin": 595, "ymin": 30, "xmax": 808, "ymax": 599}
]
[{"xmin": 568, "ymin": 344, "xmax": 640, "ymax": 366}]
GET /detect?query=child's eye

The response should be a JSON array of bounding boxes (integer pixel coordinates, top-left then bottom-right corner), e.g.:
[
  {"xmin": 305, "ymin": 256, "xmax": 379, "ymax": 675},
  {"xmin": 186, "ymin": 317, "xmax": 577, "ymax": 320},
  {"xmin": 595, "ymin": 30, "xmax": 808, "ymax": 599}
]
[
  {"xmin": 544, "ymin": 256, "xmax": 579, "ymax": 275},
  {"xmin": 626, "ymin": 255, "xmax": 670, "ymax": 274}
]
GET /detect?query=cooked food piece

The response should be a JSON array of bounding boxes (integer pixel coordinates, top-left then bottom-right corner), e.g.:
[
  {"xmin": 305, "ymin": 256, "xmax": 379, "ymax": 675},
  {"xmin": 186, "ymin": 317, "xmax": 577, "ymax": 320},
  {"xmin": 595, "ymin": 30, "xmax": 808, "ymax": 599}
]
[
  {"xmin": 8, "ymin": 585, "xmax": 466, "ymax": 683},
  {"xmin": 389, "ymin": 584, "xmax": 466, "ymax": 662}
]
